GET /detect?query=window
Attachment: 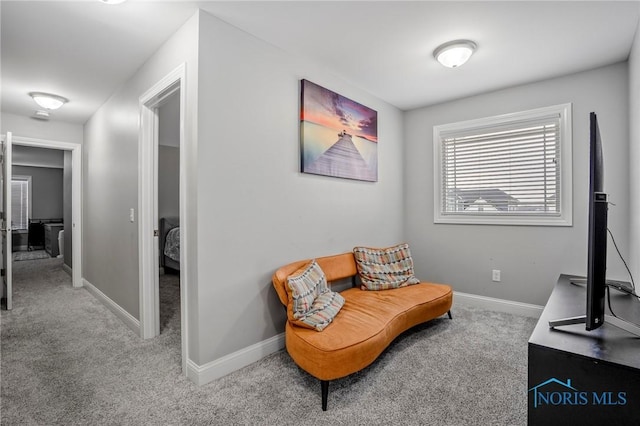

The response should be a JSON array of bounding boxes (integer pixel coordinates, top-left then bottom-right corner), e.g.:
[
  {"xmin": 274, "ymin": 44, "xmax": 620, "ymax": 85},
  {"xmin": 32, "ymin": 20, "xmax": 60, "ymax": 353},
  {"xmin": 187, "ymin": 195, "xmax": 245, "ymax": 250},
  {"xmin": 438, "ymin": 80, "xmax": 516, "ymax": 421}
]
[
  {"xmin": 11, "ymin": 176, "xmax": 32, "ymax": 231},
  {"xmin": 433, "ymin": 104, "xmax": 572, "ymax": 226}
]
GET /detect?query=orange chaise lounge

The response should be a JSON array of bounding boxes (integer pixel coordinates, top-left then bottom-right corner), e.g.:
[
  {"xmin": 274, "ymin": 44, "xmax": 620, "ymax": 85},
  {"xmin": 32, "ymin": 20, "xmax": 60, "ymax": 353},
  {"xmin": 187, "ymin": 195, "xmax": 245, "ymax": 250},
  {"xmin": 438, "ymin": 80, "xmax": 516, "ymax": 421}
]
[{"xmin": 272, "ymin": 246, "xmax": 453, "ymax": 410}]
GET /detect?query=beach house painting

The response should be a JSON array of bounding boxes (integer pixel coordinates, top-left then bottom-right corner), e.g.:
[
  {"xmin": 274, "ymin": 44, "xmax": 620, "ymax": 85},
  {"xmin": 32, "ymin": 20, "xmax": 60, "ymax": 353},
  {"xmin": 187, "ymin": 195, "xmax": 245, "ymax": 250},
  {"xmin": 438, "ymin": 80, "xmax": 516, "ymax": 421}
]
[{"xmin": 300, "ymin": 80, "xmax": 378, "ymax": 182}]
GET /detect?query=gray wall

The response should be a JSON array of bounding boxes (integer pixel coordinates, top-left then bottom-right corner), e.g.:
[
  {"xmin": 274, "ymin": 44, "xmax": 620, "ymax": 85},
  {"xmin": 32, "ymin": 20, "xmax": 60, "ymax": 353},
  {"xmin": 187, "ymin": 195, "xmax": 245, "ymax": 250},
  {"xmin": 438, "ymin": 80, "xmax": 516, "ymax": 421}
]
[
  {"xmin": 83, "ymin": 13, "xmax": 199, "ymax": 330},
  {"xmin": 195, "ymin": 11, "xmax": 405, "ymax": 364},
  {"xmin": 13, "ymin": 165, "xmax": 63, "ymax": 220},
  {"xmin": 13, "ymin": 145, "xmax": 63, "ymax": 168},
  {"xmin": 1, "ymin": 112, "xmax": 84, "ymax": 144},
  {"xmin": 158, "ymin": 92, "xmax": 180, "ymax": 148},
  {"xmin": 404, "ymin": 63, "xmax": 630, "ymax": 306},
  {"xmin": 158, "ymin": 93, "xmax": 180, "ymax": 220},
  {"xmin": 158, "ymin": 145, "xmax": 179, "ymax": 220},
  {"xmin": 629, "ymin": 7, "xmax": 640, "ymax": 283},
  {"xmin": 82, "ymin": 10, "xmax": 405, "ymax": 369}
]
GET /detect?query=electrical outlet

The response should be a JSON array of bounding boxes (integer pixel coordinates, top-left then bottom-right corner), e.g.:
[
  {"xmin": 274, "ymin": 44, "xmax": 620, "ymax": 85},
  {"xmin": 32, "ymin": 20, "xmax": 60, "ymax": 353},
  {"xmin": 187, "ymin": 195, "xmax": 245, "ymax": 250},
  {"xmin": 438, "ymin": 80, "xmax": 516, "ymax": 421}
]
[{"xmin": 492, "ymin": 269, "xmax": 501, "ymax": 282}]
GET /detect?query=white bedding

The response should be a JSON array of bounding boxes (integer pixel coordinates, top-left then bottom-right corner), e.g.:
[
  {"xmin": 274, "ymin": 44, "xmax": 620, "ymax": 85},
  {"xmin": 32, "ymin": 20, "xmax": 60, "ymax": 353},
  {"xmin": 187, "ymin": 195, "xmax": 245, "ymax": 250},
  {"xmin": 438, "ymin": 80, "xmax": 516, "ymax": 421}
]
[{"xmin": 164, "ymin": 227, "xmax": 180, "ymax": 262}]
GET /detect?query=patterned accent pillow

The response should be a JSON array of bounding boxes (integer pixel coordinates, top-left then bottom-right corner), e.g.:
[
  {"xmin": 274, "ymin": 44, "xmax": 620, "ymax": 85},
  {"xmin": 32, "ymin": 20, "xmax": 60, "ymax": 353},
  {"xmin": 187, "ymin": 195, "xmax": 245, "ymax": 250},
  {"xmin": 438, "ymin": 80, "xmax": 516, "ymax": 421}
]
[
  {"xmin": 293, "ymin": 290, "xmax": 345, "ymax": 331},
  {"xmin": 286, "ymin": 260, "xmax": 329, "ymax": 319},
  {"xmin": 353, "ymin": 243, "xmax": 421, "ymax": 291}
]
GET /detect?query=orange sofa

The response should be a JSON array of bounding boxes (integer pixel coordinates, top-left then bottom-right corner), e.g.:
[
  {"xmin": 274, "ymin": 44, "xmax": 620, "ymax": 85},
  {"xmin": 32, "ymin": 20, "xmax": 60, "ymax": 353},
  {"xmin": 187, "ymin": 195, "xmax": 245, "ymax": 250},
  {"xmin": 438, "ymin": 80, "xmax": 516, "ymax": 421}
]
[{"xmin": 272, "ymin": 252, "xmax": 453, "ymax": 410}]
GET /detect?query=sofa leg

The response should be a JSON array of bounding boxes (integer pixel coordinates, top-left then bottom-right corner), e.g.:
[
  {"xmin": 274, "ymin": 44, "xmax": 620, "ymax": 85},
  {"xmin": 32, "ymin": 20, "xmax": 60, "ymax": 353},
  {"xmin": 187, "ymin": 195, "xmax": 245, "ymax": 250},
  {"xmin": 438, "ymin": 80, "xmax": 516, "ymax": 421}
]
[
  {"xmin": 321, "ymin": 380, "xmax": 329, "ymax": 411},
  {"xmin": 447, "ymin": 310, "xmax": 452, "ymax": 319}
]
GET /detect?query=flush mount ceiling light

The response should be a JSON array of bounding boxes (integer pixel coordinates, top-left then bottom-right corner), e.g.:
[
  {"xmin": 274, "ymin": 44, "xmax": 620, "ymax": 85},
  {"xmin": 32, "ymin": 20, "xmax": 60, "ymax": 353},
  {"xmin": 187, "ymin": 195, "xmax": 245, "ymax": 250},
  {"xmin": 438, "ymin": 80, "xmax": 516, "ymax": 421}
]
[
  {"xmin": 33, "ymin": 110, "xmax": 51, "ymax": 121},
  {"xmin": 100, "ymin": 0, "xmax": 127, "ymax": 4},
  {"xmin": 433, "ymin": 40, "xmax": 477, "ymax": 68},
  {"xmin": 29, "ymin": 92, "xmax": 68, "ymax": 110}
]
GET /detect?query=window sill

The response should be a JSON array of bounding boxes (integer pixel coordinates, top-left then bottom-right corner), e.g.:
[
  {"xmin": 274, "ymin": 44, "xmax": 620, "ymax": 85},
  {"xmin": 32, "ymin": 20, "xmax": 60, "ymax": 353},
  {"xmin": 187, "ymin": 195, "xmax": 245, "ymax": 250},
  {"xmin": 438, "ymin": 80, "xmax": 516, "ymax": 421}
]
[{"xmin": 434, "ymin": 214, "xmax": 572, "ymax": 227}]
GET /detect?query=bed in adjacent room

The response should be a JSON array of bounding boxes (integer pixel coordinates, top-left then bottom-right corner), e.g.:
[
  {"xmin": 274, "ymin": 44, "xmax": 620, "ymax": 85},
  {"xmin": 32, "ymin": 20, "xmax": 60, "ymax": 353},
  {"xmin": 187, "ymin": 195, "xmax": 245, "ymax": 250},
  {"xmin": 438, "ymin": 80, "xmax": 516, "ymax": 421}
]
[{"xmin": 160, "ymin": 217, "xmax": 180, "ymax": 271}]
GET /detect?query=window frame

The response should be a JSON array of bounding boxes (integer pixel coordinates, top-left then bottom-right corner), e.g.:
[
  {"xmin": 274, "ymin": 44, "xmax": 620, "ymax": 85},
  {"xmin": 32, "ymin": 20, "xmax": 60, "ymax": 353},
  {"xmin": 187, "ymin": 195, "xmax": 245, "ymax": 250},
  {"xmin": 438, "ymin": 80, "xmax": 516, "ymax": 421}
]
[
  {"xmin": 11, "ymin": 175, "xmax": 32, "ymax": 231},
  {"xmin": 433, "ymin": 103, "xmax": 573, "ymax": 226}
]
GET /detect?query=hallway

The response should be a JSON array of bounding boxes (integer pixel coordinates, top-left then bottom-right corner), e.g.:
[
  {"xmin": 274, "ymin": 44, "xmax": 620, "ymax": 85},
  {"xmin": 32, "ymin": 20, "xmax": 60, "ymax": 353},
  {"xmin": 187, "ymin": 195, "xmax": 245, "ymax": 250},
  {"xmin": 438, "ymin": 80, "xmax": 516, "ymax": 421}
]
[{"xmin": 1, "ymin": 257, "xmax": 182, "ymax": 424}]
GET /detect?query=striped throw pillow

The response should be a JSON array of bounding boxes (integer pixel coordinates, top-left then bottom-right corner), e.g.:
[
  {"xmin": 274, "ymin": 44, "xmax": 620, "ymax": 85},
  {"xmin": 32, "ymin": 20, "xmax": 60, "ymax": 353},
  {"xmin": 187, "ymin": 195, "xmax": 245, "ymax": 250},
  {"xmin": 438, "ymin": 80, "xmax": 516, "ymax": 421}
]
[
  {"xmin": 293, "ymin": 290, "xmax": 345, "ymax": 331},
  {"xmin": 286, "ymin": 260, "xmax": 329, "ymax": 319},
  {"xmin": 353, "ymin": 243, "xmax": 421, "ymax": 291}
]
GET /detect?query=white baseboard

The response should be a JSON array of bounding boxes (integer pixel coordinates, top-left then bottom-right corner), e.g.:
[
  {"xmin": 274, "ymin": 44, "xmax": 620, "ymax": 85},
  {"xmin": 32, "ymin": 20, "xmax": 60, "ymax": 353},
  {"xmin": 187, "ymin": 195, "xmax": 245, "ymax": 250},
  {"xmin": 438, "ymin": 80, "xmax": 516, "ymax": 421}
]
[
  {"xmin": 80, "ymin": 277, "xmax": 284, "ymax": 387},
  {"xmin": 186, "ymin": 333, "xmax": 285, "ymax": 386},
  {"xmin": 82, "ymin": 278, "xmax": 141, "ymax": 336},
  {"xmin": 184, "ymin": 291, "xmax": 542, "ymax": 386},
  {"xmin": 62, "ymin": 263, "xmax": 72, "ymax": 277},
  {"xmin": 454, "ymin": 291, "xmax": 543, "ymax": 318}
]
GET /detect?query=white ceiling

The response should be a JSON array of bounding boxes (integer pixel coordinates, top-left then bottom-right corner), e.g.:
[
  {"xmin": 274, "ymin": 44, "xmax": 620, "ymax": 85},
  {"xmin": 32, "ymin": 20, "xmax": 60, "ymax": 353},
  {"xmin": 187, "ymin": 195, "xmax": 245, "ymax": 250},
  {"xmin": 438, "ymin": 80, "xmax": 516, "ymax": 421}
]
[{"xmin": 2, "ymin": 1, "xmax": 639, "ymax": 124}]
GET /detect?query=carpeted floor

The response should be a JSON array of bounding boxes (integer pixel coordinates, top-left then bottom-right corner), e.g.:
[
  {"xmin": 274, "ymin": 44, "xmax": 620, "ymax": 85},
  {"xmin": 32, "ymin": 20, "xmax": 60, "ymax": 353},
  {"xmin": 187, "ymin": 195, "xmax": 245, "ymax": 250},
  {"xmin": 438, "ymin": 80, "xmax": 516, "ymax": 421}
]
[
  {"xmin": 1, "ymin": 258, "xmax": 537, "ymax": 425},
  {"xmin": 12, "ymin": 250, "xmax": 51, "ymax": 262}
]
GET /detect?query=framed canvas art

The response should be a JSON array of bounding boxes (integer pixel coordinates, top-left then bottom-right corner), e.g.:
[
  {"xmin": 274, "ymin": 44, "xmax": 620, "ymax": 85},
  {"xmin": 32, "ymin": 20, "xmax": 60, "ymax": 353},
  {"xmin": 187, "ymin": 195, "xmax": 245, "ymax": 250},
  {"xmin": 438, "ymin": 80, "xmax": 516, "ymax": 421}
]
[{"xmin": 300, "ymin": 80, "xmax": 378, "ymax": 182}]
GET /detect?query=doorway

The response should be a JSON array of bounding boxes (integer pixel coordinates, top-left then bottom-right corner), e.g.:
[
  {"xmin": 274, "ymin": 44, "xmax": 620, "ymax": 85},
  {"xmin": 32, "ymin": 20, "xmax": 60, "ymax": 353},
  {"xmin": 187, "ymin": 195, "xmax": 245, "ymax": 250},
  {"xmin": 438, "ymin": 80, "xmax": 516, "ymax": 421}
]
[
  {"xmin": 13, "ymin": 146, "xmax": 67, "ymax": 262},
  {"xmin": 1, "ymin": 135, "xmax": 82, "ymax": 310},
  {"xmin": 157, "ymin": 91, "xmax": 181, "ymax": 335},
  {"xmin": 138, "ymin": 64, "xmax": 187, "ymax": 373}
]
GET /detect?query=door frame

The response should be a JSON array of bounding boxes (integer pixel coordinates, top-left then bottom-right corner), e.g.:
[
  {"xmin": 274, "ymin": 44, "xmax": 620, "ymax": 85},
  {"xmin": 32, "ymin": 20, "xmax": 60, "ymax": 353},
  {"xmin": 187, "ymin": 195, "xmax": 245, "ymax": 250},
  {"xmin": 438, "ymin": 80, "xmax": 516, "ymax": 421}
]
[
  {"xmin": 10, "ymin": 136, "xmax": 83, "ymax": 288},
  {"xmin": 2, "ymin": 132, "xmax": 12, "ymax": 309},
  {"xmin": 138, "ymin": 63, "xmax": 188, "ymax": 373}
]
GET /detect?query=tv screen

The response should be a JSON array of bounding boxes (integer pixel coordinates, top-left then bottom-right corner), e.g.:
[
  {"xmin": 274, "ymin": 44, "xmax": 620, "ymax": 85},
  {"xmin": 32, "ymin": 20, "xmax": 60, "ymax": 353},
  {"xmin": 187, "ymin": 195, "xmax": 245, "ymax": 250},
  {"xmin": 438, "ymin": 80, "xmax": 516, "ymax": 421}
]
[
  {"xmin": 585, "ymin": 112, "xmax": 608, "ymax": 331},
  {"xmin": 548, "ymin": 112, "xmax": 609, "ymax": 332}
]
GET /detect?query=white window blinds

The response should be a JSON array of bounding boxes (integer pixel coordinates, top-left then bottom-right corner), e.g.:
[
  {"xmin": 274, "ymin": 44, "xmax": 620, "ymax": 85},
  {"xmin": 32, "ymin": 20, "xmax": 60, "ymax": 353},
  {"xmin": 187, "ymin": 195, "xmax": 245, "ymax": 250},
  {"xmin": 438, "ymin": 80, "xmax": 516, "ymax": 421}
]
[
  {"xmin": 433, "ymin": 104, "xmax": 572, "ymax": 226},
  {"xmin": 11, "ymin": 178, "xmax": 29, "ymax": 230}
]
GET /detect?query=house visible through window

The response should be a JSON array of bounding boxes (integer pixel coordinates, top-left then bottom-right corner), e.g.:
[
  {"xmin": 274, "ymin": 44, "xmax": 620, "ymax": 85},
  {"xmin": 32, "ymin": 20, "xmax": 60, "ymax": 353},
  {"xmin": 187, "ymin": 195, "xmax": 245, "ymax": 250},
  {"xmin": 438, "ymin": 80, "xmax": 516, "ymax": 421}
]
[
  {"xmin": 11, "ymin": 176, "xmax": 31, "ymax": 231},
  {"xmin": 433, "ymin": 104, "xmax": 572, "ymax": 226}
]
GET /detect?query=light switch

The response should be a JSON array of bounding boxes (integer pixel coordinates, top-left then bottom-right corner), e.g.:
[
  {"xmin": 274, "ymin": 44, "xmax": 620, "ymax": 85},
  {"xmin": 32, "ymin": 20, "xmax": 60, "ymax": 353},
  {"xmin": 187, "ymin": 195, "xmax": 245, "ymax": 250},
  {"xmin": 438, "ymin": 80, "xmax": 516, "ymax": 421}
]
[{"xmin": 130, "ymin": 208, "xmax": 135, "ymax": 222}]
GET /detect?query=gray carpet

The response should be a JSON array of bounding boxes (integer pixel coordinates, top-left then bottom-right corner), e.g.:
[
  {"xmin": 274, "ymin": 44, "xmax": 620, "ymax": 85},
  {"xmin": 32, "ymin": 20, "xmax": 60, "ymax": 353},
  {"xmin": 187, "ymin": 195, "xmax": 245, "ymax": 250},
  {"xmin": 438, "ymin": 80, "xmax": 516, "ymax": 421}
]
[
  {"xmin": 12, "ymin": 250, "xmax": 51, "ymax": 262},
  {"xmin": 1, "ymin": 258, "xmax": 536, "ymax": 425}
]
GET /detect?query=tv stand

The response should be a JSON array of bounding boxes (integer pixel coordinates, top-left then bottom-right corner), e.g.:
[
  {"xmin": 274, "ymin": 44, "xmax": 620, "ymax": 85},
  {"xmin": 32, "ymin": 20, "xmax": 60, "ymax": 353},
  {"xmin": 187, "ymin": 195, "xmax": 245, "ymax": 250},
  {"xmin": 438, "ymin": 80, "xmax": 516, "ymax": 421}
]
[
  {"xmin": 549, "ymin": 314, "xmax": 640, "ymax": 338},
  {"xmin": 549, "ymin": 275, "xmax": 640, "ymax": 337},
  {"xmin": 528, "ymin": 275, "xmax": 640, "ymax": 425}
]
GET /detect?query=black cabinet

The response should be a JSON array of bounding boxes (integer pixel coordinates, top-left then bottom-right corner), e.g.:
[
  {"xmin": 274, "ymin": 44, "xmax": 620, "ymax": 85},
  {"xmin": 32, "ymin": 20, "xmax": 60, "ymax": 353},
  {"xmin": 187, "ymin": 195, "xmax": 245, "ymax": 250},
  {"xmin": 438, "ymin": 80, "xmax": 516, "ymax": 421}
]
[{"xmin": 528, "ymin": 275, "xmax": 640, "ymax": 425}]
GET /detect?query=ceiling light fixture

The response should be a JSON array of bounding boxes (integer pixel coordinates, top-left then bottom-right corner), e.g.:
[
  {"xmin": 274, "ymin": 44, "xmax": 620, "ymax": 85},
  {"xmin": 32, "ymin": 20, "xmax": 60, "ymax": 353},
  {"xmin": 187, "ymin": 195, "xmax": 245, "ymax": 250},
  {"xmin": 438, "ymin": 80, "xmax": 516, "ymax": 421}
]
[
  {"xmin": 29, "ymin": 92, "xmax": 68, "ymax": 110},
  {"xmin": 99, "ymin": 0, "xmax": 127, "ymax": 4},
  {"xmin": 433, "ymin": 40, "xmax": 477, "ymax": 68},
  {"xmin": 33, "ymin": 110, "xmax": 51, "ymax": 120}
]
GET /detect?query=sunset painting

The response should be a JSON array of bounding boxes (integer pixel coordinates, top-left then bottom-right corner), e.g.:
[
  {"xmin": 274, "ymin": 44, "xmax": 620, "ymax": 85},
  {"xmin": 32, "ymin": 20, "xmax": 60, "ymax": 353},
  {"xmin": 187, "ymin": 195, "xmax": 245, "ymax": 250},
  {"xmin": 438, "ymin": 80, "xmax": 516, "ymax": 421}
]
[{"xmin": 300, "ymin": 80, "xmax": 378, "ymax": 182}]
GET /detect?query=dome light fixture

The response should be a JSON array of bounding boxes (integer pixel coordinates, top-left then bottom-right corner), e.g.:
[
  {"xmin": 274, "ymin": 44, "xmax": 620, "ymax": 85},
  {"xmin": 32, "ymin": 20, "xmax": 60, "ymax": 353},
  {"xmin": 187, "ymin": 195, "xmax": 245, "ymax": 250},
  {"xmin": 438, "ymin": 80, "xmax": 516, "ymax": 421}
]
[
  {"xmin": 433, "ymin": 40, "xmax": 477, "ymax": 68},
  {"xmin": 29, "ymin": 92, "xmax": 68, "ymax": 110},
  {"xmin": 100, "ymin": 0, "xmax": 127, "ymax": 4},
  {"xmin": 33, "ymin": 110, "xmax": 51, "ymax": 121}
]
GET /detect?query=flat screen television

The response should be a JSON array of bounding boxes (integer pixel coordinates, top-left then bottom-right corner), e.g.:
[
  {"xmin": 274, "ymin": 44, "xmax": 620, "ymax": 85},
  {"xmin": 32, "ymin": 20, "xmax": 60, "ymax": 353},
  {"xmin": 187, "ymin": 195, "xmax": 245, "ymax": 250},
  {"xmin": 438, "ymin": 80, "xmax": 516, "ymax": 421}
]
[
  {"xmin": 585, "ymin": 111, "xmax": 608, "ymax": 330},
  {"xmin": 549, "ymin": 112, "xmax": 640, "ymax": 336}
]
